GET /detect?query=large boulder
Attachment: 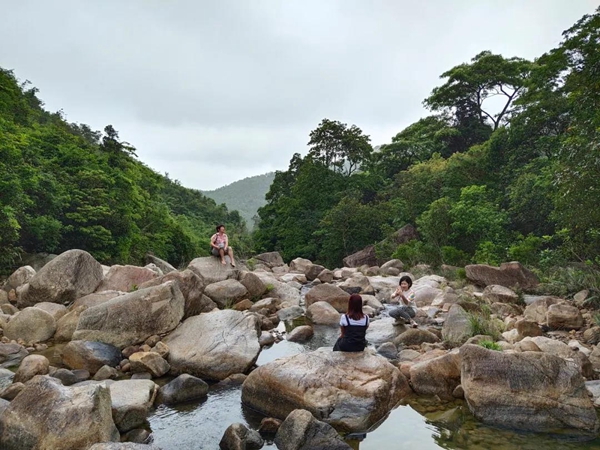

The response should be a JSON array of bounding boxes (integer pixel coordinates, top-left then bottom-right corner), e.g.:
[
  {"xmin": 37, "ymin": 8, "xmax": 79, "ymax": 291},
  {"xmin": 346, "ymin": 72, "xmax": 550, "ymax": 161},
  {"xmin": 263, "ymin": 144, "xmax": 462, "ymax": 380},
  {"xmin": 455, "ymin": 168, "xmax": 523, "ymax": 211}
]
[
  {"xmin": 547, "ymin": 303, "xmax": 584, "ymax": 330},
  {"xmin": 187, "ymin": 256, "xmax": 239, "ymax": 284},
  {"xmin": 139, "ymin": 269, "xmax": 209, "ymax": 319},
  {"xmin": 62, "ymin": 340, "xmax": 122, "ymax": 375},
  {"xmin": 343, "ymin": 245, "xmax": 377, "ymax": 268},
  {"xmin": 305, "ymin": 264, "xmax": 326, "ymax": 282},
  {"xmin": 55, "ymin": 306, "xmax": 87, "ymax": 342},
  {"xmin": 145, "ymin": 253, "xmax": 176, "ymax": 274},
  {"xmin": 338, "ymin": 274, "xmax": 374, "ymax": 295},
  {"xmin": 241, "ymin": 348, "xmax": 411, "ymax": 432},
  {"xmin": 412, "ymin": 285, "xmax": 443, "ymax": 307},
  {"xmin": 304, "ymin": 284, "xmax": 350, "ymax": 312},
  {"xmin": 254, "ymin": 252, "xmax": 285, "ymax": 268},
  {"xmin": 289, "ymin": 258, "xmax": 312, "ymax": 273},
  {"xmin": 109, "ymin": 379, "xmax": 158, "ymax": 432},
  {"xmin": 165, "ymin": 309, "xmax": 260, "ymax": 380},
  {"xmin": 482, "ymin": 285, "xmax": 519, "ymax": 304},
  {"xmin": 240, "ymin": 272, "xmax": 268, "ymax": 299},
  {"xmin": 72, "ymin": 290, "xmax": 126, "ymax": 309},
  {"xmin": 3, "ymin": 265, "xmax": 36, "ymax": 293},
  {"xmin": 4, "ymin": 307, "xmax": 56, "ymax": 343},
  {"xmin": 19, "ymin": 249, "xmax": 103, "ymax": 307},
  {"xmin": 96, "ymin": 265, "xmax": 158, "ymax": 292},
  {"xmin": 0, "ymin": 375, "xmax": 119, "ymax": 449},
  {"xmin": 204, "ymin": 279, "xmax": 248, "ymax": 308},
  {"xmin": 460, "ymin": 344, "xmax": 599, "ymax": 435},
  {"xmin": 409, "ymin": 351, "xmax": 461, "ymax": 400},
  {"xmin": 394, "ymin": 328, "xmax": 440, "ymax": 347},
  {"xmin": 73, "ymin": 281, "xmax": 185, "ymax": 348},
  {"xmin": 465, "ymin": 262, "xmax": 539, "ymax": 290},
  {"xmin": 523, "ymin": 296, "xmax": 562, "ymax": 324},
  {"xmin": 274, "ymin": 409, "xmax": 352, "ymax": 450},
  {"xmin": 253, "ymin": 272, "xmax": 302, "ymax": 306},
  {"xmin": 442, "ymin": 304, "xmax": 471, "ymax": 346},
  {"xmin": 366, "ymin": 318, "xmax": 405, "ymax": 345},
  {"xmin": 306, "ymin": 301, "xmax": 340, "ymax": 325}
]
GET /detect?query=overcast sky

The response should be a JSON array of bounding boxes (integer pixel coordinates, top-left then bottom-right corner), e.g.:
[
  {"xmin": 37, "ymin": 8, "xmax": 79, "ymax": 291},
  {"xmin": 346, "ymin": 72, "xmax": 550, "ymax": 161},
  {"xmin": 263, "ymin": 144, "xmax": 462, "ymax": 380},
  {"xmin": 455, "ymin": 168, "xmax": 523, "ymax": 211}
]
[{"xmin": 1, "ymin": 1, "xmax": 597, "ymax": 190}]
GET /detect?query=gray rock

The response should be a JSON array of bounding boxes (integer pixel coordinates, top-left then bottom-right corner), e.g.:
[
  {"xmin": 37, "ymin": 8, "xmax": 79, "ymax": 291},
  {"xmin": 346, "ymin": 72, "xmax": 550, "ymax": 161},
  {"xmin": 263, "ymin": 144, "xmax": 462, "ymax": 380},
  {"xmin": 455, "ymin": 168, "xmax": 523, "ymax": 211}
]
[
  {"xmin": 204, "ymin": 279, "xmax": 249, "ymax": 308},
  {"xmin": 54, "ymin": 306, "xmax": 86, "ymax": 342},
  {"xmin": 482, "ymin": 285, "xmax": 519, "ymax": 304},
  {"xmin": 305, "ymin": 284, "xmax": 350, "ymax": 312},
  {"xmin": 109, "ymin": 379, "xmax": 158, "ymax": 432},
  {"xmin": 289, "ymin": 258, "xmax": 312, "ymax": 273},
  {"xmin": 305, "ymin": 264, "xmax": 326, "ymax": 282},
  {"xmin": 0, "ymin": 343, "xmax": 28, "ymax": 369},
  {"xmin": 52, "ymin": 368, "xmax": 79, "ymax": 386},
  {"xmin": 287, "ymin": 325, "xmax": 314, "ymax": 343},
  {"xmin": 240, "ymin": 272, "xmax": 268, "ymax": 299},
  {"xmin": 465, "ymin": 262, "xmax": 539, "ymax": 290},
  {"xmin": 3, "ymin": 265, "xmax": 36, "ymax": 292},
  {"xmin": 165, "ymin": 310, "xmax": 261, "ymax": 380},
  {"xmin": 34, "ymin": 302, "xmax": 67, "ymax": 321},
  {"xmin": 0, "ymin": 368, "xmax": 14, "ymax": 391},
  {"xmin": 366, "ymin": 318, "xmax": 405, "ymax": 345},
  {"xmin": 146, "ymin": 253, "xmax": 176, "ymax": 274},
  {"xmin": 461, "ymin": 344, "xmax": 599, "ymax": 435},
  {"xmin": 523, "ymin": 296, "xmax": 562, "ymax": 324},
  {"xmin": 129, "ymin": 352, "xmax": 170, "ymax": 377},
  {"xmin": 377, "ymin": 342, "xmax": 398, "ymax": 359},
  {"xmin": 13, "ymin": 354, "xmax": 50, "ymax": 383},
  {"xmin": 72, "ymin": 290, "xmax": 126, "ymax": 309},
  {"xmin": 62, "ymin": 340, "xmax": 122, "ymax": 375},
  {"xmin": 338, "ymin": 274, "xmax": 374, "ymax": 295},
  {"xmin": 547, "ymin": 303, "xmax": 584, "ymax": 330},
  {"xmin": 73, "ymin": 281, "xmax": 185, "ymax": 348},
  {"xmin": 138, "ymin": 269, "xmax": 211, "ymax": 319},
  {"xmin": 242, "ymin": 348, "xmax": 410, "ymax": 433},
  {"xmin": 93, "ymin": 365, "xmax": 119, "ymax": 381},
  {"xmin": 442, "ymin": 304, "xmax": 471, "ymax": 346},
  {"xmin": 343, "ymin": 245, "xmax": 377, "ymax": 268},
  {"xmin": 0, "ymin": 375, "xmax": 119, "ymax": 449},
  {"xmin": 0, "ymin": 382, "xmax": 25, "ymax": 400},
  {"xmin": 317, "ymin": 269, "xmax": 334, "ymax": 283},
  {"xmin": 89, "ymin": 444, "xmax": 161, "ymax": 450},
  {"xmin": 4, "ymin": 307, "xmax": 56, "ymax": 343},
  {"xmin": 394, "ymin": 329, "xmax": 440, "ymax": 347},
  {"xmin": 306, "ymin": 301, "xmax": 340, "ymax": 325},
  {"xmin": 277, "ymin": 306, "xmax": 304, "ymax": 321},
  {"xmin": 254, "ymin": 252, "xmax": 285, "ymax": 268},
  {"xmin": 219, "ymin": 422, "xmax": 264, "ymax": 450},
  {"xmin": 19, "ymin": 249, "xmax": 103, "ymax": 307},
  {"xmin": 274, "ymin": 409, "xmax": 352, "ymax": 450},
  {"xmin": 410, "ymin": 351, "xmax": 461, "ymax": 400},
  {"xmin": 156, "ymin": 374, "xmax": 208, "ymax": 405},
  {"xmin": 188, "ymin": 256, "xmax": 240, "ymax": 284},
  {"xmin": 97, "ymin": 265, "xmax": 159, "ymax": 292}
]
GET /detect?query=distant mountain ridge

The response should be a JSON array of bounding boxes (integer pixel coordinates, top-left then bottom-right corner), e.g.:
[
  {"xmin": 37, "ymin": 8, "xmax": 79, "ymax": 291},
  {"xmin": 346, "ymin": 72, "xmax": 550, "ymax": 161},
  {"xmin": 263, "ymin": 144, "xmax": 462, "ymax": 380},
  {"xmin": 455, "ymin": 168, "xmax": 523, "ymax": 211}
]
[{"xmin": 203, "ymin": 172, "xmax": 275, "ymax": 229}]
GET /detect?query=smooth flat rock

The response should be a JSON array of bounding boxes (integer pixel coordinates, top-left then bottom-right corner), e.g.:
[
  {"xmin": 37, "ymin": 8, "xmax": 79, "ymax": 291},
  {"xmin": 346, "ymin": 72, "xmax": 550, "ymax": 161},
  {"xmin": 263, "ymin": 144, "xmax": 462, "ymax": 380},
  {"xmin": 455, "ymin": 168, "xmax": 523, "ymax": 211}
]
[
  {"xmin": 188, "ymin": 256, "xmax": 239, "ymax": 284},
  {"xmin": 96, "ymin": 265, "xmax": 158, "ymax": 292},
  {"xmin": 109, "ymin": 379, "xmax": 158, "ymax": 433},
  {"xmin": 73, "ymin": 281, "xmax": 184, "ymax": 349},
  {"xmin": 165, "ymin": 309, "xmax": 261, "ymax": 380},
  {"xmin": 242, "ymin": 348, "xmax": 411, "ymax": 433}
]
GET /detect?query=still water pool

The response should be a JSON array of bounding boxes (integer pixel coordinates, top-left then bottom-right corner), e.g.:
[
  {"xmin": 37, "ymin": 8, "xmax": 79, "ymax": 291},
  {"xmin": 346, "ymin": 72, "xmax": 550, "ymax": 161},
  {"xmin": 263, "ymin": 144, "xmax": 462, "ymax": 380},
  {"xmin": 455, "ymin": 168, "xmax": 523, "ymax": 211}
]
[{"xmin": 148, "ymin": 326, "xmax": 600, "ymax": 450}]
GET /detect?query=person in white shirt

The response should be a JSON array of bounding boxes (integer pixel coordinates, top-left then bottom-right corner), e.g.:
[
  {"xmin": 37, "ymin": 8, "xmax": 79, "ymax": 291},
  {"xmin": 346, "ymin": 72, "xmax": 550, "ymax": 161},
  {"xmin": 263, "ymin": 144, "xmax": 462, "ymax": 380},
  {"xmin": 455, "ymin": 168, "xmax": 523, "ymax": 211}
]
[
  {"xmin": 333, "ymin": 294, "xmax": 370, "ymax": 352},
  {"xmin": 210, "ymin": 224, "xmax": 236, "ymax": 267},
  {"xmin": 389, "ymin": 275, "xmax": 418, "ymax": 328}
]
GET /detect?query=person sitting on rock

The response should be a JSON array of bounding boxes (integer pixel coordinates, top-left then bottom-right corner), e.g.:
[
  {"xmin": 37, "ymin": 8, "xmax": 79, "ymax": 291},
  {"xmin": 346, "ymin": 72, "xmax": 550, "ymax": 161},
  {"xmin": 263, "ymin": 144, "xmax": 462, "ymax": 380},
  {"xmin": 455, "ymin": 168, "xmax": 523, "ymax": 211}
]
[
  {"xmin": 210, "ymin": 224, "xmax": 236, "ymax": 267},
  {"xmin": 333, "ymin": 294, "xmax": 369, "ymax": 352},
  {"xmin": 389, "ymin": 275, "xmax": 418, "ymax": 328}
]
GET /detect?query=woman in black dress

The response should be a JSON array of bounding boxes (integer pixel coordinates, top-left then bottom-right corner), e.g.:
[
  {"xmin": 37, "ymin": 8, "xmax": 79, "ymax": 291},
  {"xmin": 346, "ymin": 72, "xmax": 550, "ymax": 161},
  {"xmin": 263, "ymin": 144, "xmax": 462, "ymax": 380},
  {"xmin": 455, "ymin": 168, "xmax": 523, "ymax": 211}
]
[{"xmin": 333, "ymin": 294, "xmax": 369, "ymax": 352}]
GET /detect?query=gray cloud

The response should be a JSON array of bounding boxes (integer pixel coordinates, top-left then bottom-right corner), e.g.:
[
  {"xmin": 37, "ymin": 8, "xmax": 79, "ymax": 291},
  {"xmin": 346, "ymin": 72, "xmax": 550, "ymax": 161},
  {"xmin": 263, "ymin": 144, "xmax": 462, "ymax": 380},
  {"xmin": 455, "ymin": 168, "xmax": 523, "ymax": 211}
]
[{"xmin": 1, "ymin": 0, "xmax": 596, "ymax": 189}]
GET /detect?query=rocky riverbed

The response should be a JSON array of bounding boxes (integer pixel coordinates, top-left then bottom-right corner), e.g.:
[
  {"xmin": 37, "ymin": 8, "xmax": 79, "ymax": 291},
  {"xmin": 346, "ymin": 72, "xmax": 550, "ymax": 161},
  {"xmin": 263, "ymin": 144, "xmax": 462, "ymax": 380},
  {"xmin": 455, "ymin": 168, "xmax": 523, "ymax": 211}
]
[{"xmin": 1, "ymin": 249, "xmax": 600, "ymax": 449}]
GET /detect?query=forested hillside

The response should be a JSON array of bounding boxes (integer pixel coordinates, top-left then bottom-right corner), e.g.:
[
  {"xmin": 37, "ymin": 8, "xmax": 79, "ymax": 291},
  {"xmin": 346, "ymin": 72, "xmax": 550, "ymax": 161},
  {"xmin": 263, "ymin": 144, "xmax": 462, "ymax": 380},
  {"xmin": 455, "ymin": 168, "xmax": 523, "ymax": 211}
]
[
  {"xmin": 254, "ymin": 9, "xmax": 600, "ymax": 279},
  {"xmin": 203, "ymin": 172, "xmax": 275, "ymax": 229},
  {"xmin": 0, "ymin": 69, "xmax": 247, "ymax": 273}
]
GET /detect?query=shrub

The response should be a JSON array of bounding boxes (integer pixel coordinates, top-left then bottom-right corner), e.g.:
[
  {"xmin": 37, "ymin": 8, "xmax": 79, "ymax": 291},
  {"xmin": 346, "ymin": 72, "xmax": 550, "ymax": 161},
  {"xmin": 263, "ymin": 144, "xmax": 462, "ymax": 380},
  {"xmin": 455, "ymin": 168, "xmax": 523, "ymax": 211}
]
[
  {"xmin": 441, "ymin": 245, "xmax": 470, "ymax": 266},
  {"xmin": 467, "ymin": 311, "xmax": 502, "ymax": 340},
  {"xmin": 479, "ymin": 340, "xmax": 502, "ymax": 351}
]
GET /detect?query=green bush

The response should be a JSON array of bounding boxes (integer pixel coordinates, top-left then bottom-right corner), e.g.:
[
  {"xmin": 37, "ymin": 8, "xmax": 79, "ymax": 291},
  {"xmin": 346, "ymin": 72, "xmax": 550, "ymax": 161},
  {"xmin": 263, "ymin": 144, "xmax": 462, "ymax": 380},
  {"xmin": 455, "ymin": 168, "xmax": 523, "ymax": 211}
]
[
  {"xmin": 508, "ymin": 234, "xmax": 544, "ymax": 267},
  {"xmin": 479, "ymin": 340, "xmax": 502, "ymax": 351},
  {"xmin": 467, "ymin": 311, "xmax": 502, "ymax": 340},
  {"xmin": 441, "ymin": 246, "xmax": 470, "ymax": 266}
]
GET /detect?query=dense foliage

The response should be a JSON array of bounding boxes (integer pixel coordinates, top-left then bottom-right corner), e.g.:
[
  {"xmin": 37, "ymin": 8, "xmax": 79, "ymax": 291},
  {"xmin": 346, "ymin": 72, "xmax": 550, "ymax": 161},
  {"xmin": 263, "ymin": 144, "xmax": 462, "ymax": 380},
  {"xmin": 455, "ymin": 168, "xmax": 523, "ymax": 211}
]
[
  {"xmin": 0, "ymin": 70, "xmax": 247, "ymax": 273},
  {"xmin": 203, "ymin": 172, "xmax": 275, "ymax": 229},
  {"xmin": 254, "ymin": 8, "xmax": 600, "ymax": 272}
]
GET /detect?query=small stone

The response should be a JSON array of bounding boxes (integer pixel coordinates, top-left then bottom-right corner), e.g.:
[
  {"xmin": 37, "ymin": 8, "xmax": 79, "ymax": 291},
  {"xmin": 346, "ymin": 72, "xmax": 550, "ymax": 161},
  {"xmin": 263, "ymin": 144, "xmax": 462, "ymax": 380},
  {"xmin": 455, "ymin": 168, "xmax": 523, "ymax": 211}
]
[
  {"xmin": 144, "ymin": 335, "xmax": 161, "ymax": 347},
  {"xmin": 122, "ymin": 346, "xmax": 140, "ymax": 358},
  {"xmin": 452, "ymin": 384, "xmax": 464, "ymax": 398},
  {"xmin": 131, "ymin": 372, "xmax": 153, "ymax": 380},
  {"xmin": 152, "ymin": 341, "xmax": 170, "ymax": 358},
  {"xmin": 258, "ymin": 417, "xmax": 282, "ymax": 435},
  {"xmin": 286, "ymin": 325, "xmax": 314, "ymax": 343},
  {"xmin": 93, "ymin": 365, "xmax": 119, "ymax": 381},
  {"xmin": 52, "ymin": 368, "xmax": 79, "ymax": 386},
  {"xmin": 0, "ymin": 382, "xmax": 25, "ymax": 400}
]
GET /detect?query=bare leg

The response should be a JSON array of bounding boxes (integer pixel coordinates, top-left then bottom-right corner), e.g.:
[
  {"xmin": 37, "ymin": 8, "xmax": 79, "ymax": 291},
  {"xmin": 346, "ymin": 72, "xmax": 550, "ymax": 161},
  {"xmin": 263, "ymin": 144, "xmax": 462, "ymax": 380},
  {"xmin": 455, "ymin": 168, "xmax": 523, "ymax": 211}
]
[
  {"xmin": 219, "ymin": 248, "xmax": 226, "ymax": 265},
  {"xmin": 228, "ymin": 247, "xmax": 236, "ymax": 267}
]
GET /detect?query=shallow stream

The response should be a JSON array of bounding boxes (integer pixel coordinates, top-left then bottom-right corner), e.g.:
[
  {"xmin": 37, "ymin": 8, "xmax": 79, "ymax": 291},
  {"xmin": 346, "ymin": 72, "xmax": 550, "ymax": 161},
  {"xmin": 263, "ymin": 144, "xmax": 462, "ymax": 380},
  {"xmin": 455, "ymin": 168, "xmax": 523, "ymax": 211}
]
[{"xmin": 147, "ymin": 327, "xmax": 600, "ymax": 450}]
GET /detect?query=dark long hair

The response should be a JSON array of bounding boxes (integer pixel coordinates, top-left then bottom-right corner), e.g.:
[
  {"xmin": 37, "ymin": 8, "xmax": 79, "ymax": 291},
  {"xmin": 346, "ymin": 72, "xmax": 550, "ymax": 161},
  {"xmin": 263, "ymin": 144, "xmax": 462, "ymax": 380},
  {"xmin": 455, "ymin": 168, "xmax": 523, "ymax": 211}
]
[{"xmin": 347, "ymin": 294, "xmax": 364, "ymax": 321}]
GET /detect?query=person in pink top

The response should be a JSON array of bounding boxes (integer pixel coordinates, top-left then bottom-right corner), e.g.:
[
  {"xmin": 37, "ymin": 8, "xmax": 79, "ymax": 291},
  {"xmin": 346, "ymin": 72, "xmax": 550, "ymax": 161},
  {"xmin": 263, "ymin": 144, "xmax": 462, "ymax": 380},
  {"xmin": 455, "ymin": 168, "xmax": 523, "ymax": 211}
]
[{"xmin": 210, "ymin": 224, "xmax": 236, "ymax": 267}]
